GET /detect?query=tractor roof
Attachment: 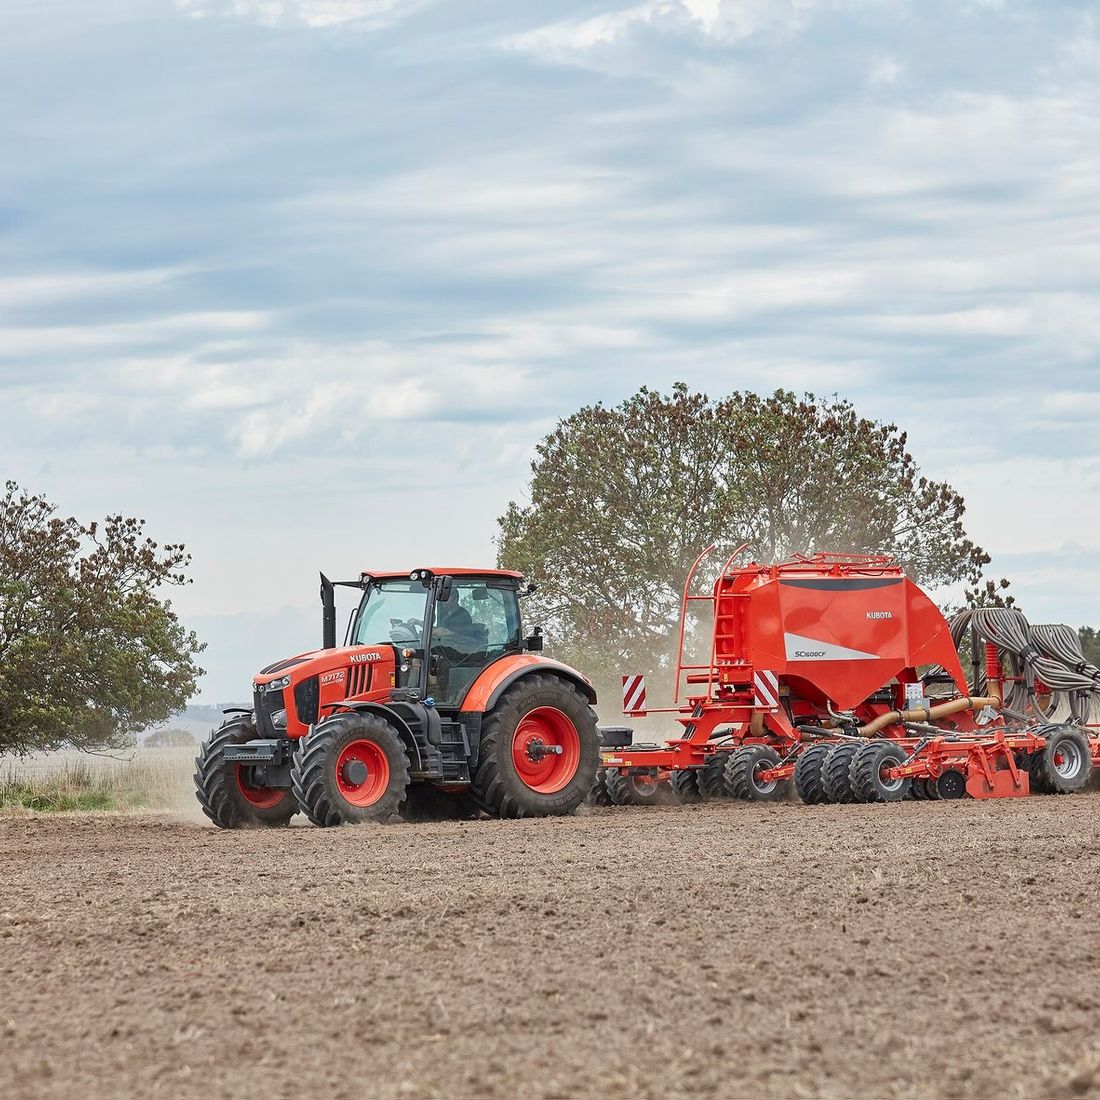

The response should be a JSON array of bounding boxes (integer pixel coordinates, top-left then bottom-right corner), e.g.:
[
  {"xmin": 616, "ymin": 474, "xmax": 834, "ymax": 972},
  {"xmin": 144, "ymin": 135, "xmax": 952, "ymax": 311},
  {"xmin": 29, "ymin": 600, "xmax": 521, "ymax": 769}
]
[{"xmin": 360, "ymin": 567, "xmax": 525, "ymax": 581}]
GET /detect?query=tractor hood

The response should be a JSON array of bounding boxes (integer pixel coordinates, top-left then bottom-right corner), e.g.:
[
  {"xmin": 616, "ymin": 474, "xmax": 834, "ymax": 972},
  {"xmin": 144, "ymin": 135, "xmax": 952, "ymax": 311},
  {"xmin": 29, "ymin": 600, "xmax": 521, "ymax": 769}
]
[
  {"xmin": 254, "ymin": 644, "xmax": 391, "ymax": 686},
  {"xmin": 252, "ymin": 644, "xmax": 397, "ymax": 738}
]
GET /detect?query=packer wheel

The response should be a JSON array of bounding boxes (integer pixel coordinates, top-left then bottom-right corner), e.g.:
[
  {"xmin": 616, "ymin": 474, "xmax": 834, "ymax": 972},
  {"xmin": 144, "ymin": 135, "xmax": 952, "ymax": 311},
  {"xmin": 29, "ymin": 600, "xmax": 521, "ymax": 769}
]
[
  {"xmin": 851, "ymin": 741, "xmax": 911, "ymax": 803},
  {"xmin": 697, "ymin": 752, "xmax": 731, "ymax": 800},
  {"xmin": 793, "ymin": 744, "xmax": 831, "ymax": 805},
  {"xmin": 605, "ymin": 767, "xmax": 664, "ymax": 806},
  {"xmin": 670, "ymin": 768, "xmax": 703, "ymax": 803},
  {"xmin": 724, "ymin": 745, "xmax": 785, "ymax": 801},
  {"xmin": 822, "ymin": 742, "xmax": 860, "ymax": 804}
]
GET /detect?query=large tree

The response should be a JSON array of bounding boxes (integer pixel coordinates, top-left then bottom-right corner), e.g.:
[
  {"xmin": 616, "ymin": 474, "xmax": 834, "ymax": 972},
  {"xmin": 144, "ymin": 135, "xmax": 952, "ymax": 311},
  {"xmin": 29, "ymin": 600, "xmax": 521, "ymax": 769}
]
[
  {"xmin": 0, "ymin": 482, "xmax": 205, "ymax": 754},
  {"xmin": 498, "ymin": 386, "xmax": 1002, "ymax": 688}
]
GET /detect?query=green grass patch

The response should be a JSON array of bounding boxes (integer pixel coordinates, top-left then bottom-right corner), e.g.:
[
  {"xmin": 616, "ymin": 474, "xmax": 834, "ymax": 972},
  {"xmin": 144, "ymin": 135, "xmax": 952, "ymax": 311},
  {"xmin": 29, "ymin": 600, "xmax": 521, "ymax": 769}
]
[{"xmin": 0, "ymin": 753, "xmax": 195, "ymax": 813}]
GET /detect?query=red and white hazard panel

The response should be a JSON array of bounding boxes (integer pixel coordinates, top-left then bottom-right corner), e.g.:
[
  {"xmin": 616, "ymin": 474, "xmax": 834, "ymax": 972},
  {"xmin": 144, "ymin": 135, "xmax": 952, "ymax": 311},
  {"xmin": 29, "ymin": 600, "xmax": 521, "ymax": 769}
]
[
  {"xmin": 753, "ymin": 669, "xmax": 780, "ymax": 709},
  {"xmin": 622, "ymin": 674, "xmax": 647, "ymax": 715}
]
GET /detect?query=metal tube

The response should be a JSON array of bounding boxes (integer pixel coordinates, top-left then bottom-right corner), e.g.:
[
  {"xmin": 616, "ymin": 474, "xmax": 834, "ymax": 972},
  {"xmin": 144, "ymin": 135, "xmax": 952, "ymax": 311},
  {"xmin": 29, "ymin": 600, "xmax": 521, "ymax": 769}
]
[{"xmin": 320, "ymin": 572, "xmax": 337, "ymax": 650}]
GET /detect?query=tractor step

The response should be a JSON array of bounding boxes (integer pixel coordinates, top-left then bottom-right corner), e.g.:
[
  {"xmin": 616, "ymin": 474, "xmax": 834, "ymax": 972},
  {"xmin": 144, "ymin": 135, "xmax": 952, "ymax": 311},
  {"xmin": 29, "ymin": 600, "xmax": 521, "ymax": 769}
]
[{"xmin": 223, "ymin": 738, "xmax": 293, "ymax": 765}]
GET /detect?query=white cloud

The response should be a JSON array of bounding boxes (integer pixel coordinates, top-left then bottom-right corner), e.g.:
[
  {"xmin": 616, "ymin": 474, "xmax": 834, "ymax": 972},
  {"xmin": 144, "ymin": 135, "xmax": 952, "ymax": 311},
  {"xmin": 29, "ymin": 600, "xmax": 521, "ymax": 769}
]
[
  {"xmin": 506, "ymin": 0, "xmax": 886, "ymax": 61},
  {"xmin": 175, "ymin": 0, "xmax": 429, "ymax": 30},
  {"xmin": 868, "ymin": 55, "xmax": 903, "ymax": 87}
]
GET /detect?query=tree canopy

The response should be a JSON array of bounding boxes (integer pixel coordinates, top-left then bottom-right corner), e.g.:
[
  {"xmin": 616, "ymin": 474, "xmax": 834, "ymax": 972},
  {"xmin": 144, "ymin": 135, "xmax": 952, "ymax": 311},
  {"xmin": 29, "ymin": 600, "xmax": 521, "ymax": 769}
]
[
  {"xmin": 0, "ymin": 482, "xmax": 205, "ymax": 754},
  {"xmin": 498, "ymin": 385, "xmax": 1003, "ymax": 688}
]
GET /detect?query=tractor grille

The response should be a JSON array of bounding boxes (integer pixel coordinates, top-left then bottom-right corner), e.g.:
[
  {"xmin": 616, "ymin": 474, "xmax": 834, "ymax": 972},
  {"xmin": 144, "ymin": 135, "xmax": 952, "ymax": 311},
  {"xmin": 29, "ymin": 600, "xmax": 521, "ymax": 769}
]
[
  {"xmin": 346, "ymin": 662, "xmax": 372, "ymax": 698},
  {"xmin": 294, "ymin": 676, "xmax": 320, "ymax": 727},
  {"xmin": 253, "ymin": 687, "xmax": 286, "ymax": 738}
]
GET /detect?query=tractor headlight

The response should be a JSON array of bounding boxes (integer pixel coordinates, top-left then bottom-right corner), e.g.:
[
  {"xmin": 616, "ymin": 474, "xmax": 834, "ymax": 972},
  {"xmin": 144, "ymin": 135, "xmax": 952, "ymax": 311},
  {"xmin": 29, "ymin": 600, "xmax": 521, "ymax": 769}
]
[
  {"xmin": 261, "ymin": 675, "xmax": 291, "ymax": 692},
  {"xmin": 271, "ymin": 709, "xmax": 287, "ymax": 730}
]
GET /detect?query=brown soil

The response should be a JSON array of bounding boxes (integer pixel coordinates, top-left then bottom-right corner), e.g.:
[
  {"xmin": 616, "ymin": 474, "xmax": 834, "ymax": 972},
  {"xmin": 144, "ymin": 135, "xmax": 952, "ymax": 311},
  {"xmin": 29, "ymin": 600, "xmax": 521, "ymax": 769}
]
[{"xmin": 2, "ymin": 796, "xmax": 1099, "ymax": 1100}]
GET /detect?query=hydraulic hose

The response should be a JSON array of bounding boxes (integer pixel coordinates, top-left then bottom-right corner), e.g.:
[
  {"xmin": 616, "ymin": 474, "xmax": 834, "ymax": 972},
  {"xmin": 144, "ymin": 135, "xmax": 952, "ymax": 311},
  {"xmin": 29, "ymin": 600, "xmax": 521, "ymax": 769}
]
[
  {"xmin": 949, "ymin": 607, "xmax": 1099, "ymax": 723},
  {"xmin": 858, "ymin": 694, "xmax": 999, "ymax": 737}
]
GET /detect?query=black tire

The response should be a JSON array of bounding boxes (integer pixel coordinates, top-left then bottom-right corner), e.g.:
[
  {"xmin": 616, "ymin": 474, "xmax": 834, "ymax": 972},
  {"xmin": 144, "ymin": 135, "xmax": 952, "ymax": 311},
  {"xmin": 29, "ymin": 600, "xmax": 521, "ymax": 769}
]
[
  {"xmin": 605, "ymin": 767, "xmax": 664, "ymax": 806},
  {"xmin": 399, "ymin": 783, "xmax": 480, "ymax": 822},
  {"xmin": 1032, "ymin": 726, "xmax": 1092, "ymax": 795},
  {"xmin": 471, "ymin": 673, "xmax": 599, "ymax": 819},
  {"xmin": 793, "ymin": 744, "xmax": 831, "ymax": 805},
  {"xmin": 194, "ymin": 715, "xmax": 297, "ymax": 830},
  {"xmin": 291, "ymin": 712, "xmax": 410, "ymax": 826},
  {"xmin": 724, "ymin": 745, "xmax": 785, "ymax": 801},
  {"xmin": 822, "ymin": 743, "xmax": 860, "ymax": 804},
  {"xmin": 697, "ymin": 752, "xmax": 731, "ymax": 800},
  {"xmin": 589, "ymin": 768, "xmax": 615, "ymax": 806},
  {"xmin": 934, "ymin": 769, "xmax": 966, "ymax": 799},
  {"xmin": 851, "ymin": 741, "xmax": 911, "ymax": 803},
  {"xmin": 1028, "ymin": 749, "xmax": 1051, "ymax": 794},
  {"xmin": 923, "ymin": 775, "xmax": 942, "ymax": 800},
  {"xmin": 670, "ymin": 769, "xmax": 703, "ymax": 803}
]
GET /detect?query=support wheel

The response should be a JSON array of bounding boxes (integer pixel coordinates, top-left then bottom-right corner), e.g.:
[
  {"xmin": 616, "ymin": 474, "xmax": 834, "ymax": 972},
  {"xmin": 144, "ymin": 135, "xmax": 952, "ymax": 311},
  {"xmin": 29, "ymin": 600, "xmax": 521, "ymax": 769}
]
[
  {"xmin": 670, "ymin": 769, "xmax": 703, "ymax": 803},
  {"xmin": 291, "ymin": 712, "xmax": 410, "ymax": 826},
  {"xmin": 697, "ymin": 751, "xmax": 731, "ymax": 800},
  {"xmin": 933, "ymin": 769, "xmax": 965, "ymax": 799},
  {"xmin": 822, "ymin": 742, "xmax": 861, "ymax": 804},
  {"xmin": 1032, "ymin": 726, "xmax": 1092, "ymax": 794},
  {"xmin": 724, "ymin": 746, "xmax": 785, "ymax": 801},
  {"xmin": 194, "ymin": 715, "xmax": 297, "ymax": 829},
  {"xmin": 793, "ymin": 744, "xmax": 831, "ymax": 805},
  {"xmin": 851, "ymin": 741, "xmax": 911, "ymax": 803},
  {"xmin": 471, "ymin": 674, "xmax": 599, "ymax": 818},
  {"xmin": 605, "ymin": 767, "xmax": 663, "ymax": 806},
  {"xmin": 589, "ymin": 768, "xmax": 615, "ymax": 806}
]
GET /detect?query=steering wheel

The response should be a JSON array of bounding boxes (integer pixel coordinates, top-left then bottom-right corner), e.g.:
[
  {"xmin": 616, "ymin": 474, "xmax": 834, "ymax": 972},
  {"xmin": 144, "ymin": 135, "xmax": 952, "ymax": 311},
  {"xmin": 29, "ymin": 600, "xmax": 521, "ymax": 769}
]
[{"xmin": 388, "ymin": 618, "xmax": 422, "ymax": 644}]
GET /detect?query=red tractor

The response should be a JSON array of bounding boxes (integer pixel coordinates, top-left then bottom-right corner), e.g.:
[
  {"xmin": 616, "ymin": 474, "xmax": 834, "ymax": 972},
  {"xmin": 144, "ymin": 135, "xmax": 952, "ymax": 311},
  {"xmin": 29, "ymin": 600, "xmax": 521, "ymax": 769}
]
[{"xmin": 195, "ymin": 568, "xmax": 600, "ymax": 827}]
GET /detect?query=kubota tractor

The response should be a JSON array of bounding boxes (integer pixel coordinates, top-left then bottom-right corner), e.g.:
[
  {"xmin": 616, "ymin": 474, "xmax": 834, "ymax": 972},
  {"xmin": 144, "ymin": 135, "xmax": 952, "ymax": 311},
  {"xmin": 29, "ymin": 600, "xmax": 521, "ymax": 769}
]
[{"xmin": 195, "ymin": 568, "xmax": 600, "ymax": 827}]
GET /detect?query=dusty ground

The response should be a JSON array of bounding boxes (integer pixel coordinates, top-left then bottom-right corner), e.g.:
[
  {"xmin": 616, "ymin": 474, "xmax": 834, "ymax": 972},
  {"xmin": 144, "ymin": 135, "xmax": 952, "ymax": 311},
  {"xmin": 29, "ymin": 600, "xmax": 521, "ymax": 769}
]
[{"xmin": 2, "ymin": 796, "xmax": 1099, "ymax": 1100}]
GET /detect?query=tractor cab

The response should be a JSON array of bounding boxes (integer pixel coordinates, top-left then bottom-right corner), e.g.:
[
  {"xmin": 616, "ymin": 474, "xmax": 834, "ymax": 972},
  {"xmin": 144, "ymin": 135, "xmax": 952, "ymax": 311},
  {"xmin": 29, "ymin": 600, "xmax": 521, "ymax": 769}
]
[{"xmin": 345, "ymin": 569, "xmax": 540, "ymax": 708}]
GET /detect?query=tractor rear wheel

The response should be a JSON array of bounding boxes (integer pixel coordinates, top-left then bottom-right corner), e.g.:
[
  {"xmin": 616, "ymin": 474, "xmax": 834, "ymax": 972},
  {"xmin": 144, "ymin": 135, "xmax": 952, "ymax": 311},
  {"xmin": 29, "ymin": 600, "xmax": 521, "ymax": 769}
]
[
  {"xmin": 1032, "ymin": 726, "xmax": 1092, "ymax": 794},
  {"xmin": 851, "ymin": 741, "xmax": 911, "ymax": 803},
  {"xmin": 670, "ymin": 769, "xmax": 703, "ymax": 803},
  {"xmin": 291, "ymin": 712, "xmax": 410, "ymax": 826},
  {"xmin": 605, "ymin": 767, "xmax": 663, "ymax": 805},
  {"xmin": 194, "ymin": 715, "xmax": 297, "ymax": 829},
  {"xmin": 793, "ymin": 744, "xmax": 831, "ymax": 805},
  {"xmin": 724, "ymin": 745, "xmax": 785, "ymax": 801},
  {"xmin": 822, "ymin": 742, "xmax": 860, "ymax": 804},
  {"xmin": 471, "ymin": 674, "xmax": 599, "ymax": 818}
]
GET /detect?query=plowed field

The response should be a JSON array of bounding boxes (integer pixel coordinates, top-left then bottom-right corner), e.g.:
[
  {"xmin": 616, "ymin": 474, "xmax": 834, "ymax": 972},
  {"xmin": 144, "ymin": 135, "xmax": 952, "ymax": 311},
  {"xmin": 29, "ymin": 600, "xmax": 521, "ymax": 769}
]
[{"xmin": 2, "ymin": 795, "xmax": 1099, "ymax": 1099}]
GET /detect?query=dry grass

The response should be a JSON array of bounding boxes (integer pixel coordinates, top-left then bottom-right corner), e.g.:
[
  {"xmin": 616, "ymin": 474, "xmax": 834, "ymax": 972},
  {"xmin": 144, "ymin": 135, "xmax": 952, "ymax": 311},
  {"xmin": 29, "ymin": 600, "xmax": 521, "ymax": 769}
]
[{"xmin": 0, "ymin": 748, "xmax": 195, "ymax": 813}]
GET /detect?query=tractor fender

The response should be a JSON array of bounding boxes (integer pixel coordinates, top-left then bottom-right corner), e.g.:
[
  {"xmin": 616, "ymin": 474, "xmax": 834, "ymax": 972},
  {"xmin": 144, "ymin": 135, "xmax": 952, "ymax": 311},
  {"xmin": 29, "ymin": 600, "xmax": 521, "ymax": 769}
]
[
  {"xmin": 321, "ymin": 700, "xmax": 423, "ymax": 770},
  {"xmin": 460, "ymin": 655, "xmax": 597, "ymax": 714}
]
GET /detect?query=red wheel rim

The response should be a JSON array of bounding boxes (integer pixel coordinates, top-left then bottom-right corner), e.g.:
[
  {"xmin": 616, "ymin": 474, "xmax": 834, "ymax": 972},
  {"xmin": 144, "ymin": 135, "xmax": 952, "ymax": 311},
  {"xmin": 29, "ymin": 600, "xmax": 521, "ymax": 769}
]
[
  {"xmin": 511, "ymin": 707, "xmax": 581, "ymax": 794},
  {"xmin": 336, "ymin": 739, "xmax": 390, "ymax": 807},
  {"xmin": 236, "ymin": 767, "xmax": 285, "ymax": 809},
  {"xmin": 632, "ymin": 771, "xmax": 659, "ymax": 795}
]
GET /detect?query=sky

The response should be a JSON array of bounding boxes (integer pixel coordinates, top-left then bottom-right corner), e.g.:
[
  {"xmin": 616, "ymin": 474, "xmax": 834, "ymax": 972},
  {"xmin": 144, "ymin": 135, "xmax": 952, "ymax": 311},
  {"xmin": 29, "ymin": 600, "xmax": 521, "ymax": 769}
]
[{"xmin": 2, "ymin": 0, "xmax": 1099, "ymax": 701}]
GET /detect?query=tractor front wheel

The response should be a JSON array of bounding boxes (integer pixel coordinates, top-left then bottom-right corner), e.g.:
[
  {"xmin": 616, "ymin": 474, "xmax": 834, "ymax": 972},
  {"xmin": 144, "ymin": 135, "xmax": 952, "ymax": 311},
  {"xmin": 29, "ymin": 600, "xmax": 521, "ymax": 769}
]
[
  {"xmin": 471, "ymin": 674, "xmax": 599, "ymax": 818},
  {"xmin": 194, "ymin": 715, "xmax": 297, "ymax": 829},
  {"xmin": 291, "ymin": 712, "xmax": 410, "ymax": 826}
]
